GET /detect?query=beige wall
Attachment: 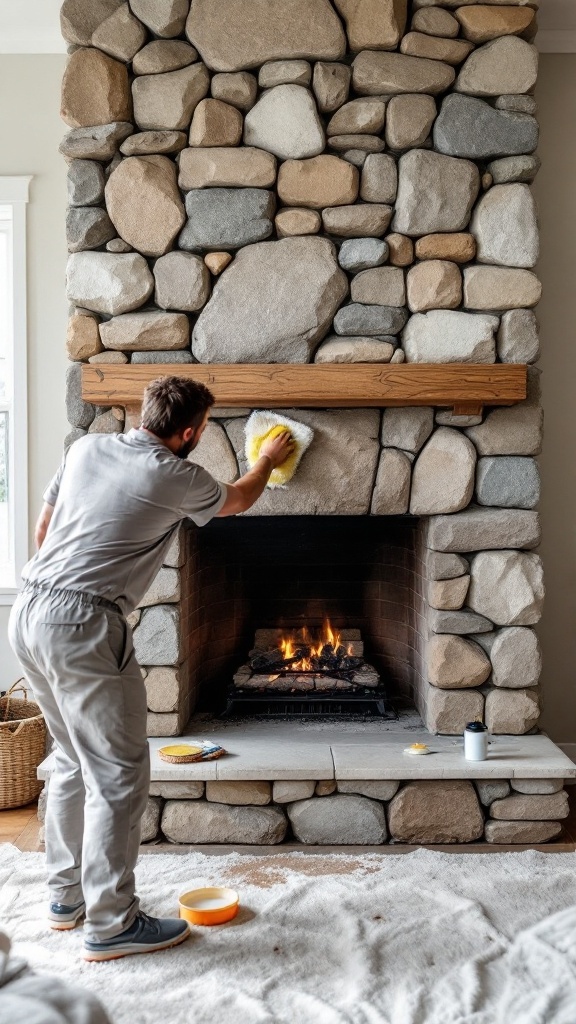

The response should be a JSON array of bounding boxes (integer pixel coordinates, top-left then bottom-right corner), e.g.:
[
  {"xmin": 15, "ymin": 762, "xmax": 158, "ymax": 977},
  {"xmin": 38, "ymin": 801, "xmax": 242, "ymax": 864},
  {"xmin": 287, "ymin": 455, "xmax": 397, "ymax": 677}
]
[{"xmin": 0, "ymin": 53, "xmax": 574, "ymax": 746}]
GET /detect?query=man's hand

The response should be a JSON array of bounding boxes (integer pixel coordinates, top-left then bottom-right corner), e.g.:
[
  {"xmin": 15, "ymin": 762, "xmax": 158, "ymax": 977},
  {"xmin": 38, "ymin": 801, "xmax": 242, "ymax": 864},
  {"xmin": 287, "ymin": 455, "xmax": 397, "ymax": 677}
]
[{"xmin": 259, "ymin": 430, "xmax": 296, "ymax": 469}]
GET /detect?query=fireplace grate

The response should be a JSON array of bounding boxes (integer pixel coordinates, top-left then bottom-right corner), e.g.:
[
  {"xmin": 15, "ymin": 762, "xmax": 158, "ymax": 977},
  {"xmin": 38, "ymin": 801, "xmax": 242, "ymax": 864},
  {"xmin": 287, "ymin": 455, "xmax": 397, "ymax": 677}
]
[{"xmin": 222, "ymin": 688, "xmax": 395, "ymax": 719}]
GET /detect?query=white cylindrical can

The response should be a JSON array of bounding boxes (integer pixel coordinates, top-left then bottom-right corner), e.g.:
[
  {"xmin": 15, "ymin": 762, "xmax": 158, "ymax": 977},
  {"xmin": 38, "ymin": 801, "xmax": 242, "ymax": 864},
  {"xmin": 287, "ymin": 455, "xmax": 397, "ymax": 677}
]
[{"xmin": 464, "ymin": 721, "xmax": 489, "ymax": 761}]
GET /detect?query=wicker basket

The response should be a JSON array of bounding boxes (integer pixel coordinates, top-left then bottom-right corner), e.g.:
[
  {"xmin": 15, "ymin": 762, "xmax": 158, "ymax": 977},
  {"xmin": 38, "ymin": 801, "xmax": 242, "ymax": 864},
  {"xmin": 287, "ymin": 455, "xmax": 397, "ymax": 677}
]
[{"xmin": 0, "ymin": 680, "xmax": 46, "ymax": 809}]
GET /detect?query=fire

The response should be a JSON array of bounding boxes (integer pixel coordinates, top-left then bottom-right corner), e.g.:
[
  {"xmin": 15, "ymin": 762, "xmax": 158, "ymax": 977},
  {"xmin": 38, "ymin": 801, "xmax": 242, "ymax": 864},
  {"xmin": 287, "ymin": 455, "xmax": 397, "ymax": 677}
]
[{"xmin": 279, "ymin": 621, "xmax": 350, "ymax": 671}]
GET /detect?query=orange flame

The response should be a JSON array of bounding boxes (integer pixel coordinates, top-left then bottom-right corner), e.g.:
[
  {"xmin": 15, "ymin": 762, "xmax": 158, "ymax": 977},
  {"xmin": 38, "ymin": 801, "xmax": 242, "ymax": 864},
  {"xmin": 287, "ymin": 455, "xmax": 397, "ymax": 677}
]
[{"xmin": 278, "ymin": 621, "xmax": 351, "ymax": 671}]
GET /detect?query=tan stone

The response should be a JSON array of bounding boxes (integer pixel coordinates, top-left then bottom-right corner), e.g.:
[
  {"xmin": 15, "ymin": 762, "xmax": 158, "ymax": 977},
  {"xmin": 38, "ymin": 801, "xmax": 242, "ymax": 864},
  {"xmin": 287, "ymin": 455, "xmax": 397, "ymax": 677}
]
[
  {"xmin": 456, "ymin": 6, "xmax": 535, "ymax": 43},
  {"xmin": 132, "ymin": 64, "xmax": 210, "ymax": 131},
  {"xmin": 120, "ymin": 130, "xmax": 187, "ymax": 156},
  {"xmin": 278, "ymin": 155, "xmax": 358, "ymax": 209},
  {"xmin": 149, "ymin": 780, "xmax": 204, "ymax": 798},
  {"xmin": 428, "ymin": 575, "xmax": 470, "ymax": 611},
  {"xmin": 92, "ymin": 4, "xmax": 147, "ymax": 62},
  {"xmin": 411, "ymin": 8, "xmax": 460, "ymax": 37},
  {"xmin": 328, "ymin": 135, "xmax": 385, "ymax": 153},
  {"xmin": 370, "ymin": 448, "xmax": 411, "ymax": 514},
  {"xmin": 315, "ymin": 780, "xmax": 337, "ymax": 796},
  {"xmin": 189, "ymin": 98, "xmax": 243, "ymax": 146},
  {"xmin": 385, "ymin": 93, "xmax": 436, "ymax": 150},
  {"xmin": 312, "ymin": 62, "xmax": 351, "ymax": 113},
  {"xmin": 400, "ymin": 32, "xmax": 473, "ymax": 65},
  {"xmin": 99, "ymin": 311, "xmax": 189, "ymax": 350},
  {"xmin": 144, "ymin": 665, "xmax": 183, "ymax": 712},
  {"xmin": 464, "ymin": 267, "xmax": 542, "ymax": 311},
  {"xmin": 425, "ymin": 687, "xmax": 484, "ymax": 734},
  {"xmin": 415, "ymin": 233, "xmax": 476, "ymax": 263},
  {"xmin": 66, "ymin": 314, "xmax": 103, "ymax": 360},
  {"xmin": 337, "ymin": 780, "xmax": 400, "ymax": 800},
  {"xmin": 327, "ymin": 99, "xmax": 386, "ymax": 136},
  {"xmin": 322, "ymin": 204, "xmax": 392, "ymax": 237},
  {"xmin": 61, "ymin": 48, "xmax": 132, "ymax": 129},
  {"xmin": 510, "ymin": 779, "xmax": 564, "ymax": 795},
  {"xmin": 259, "ymin": 60, "xmax": 312, "ymax": 88},
  {"xmin": 490, "ymin": 792, "xmax": 569, "ymax": 821},
  {"xmin": 386, "ymin": 232, "xmax": 414, "ymax": 267},
  {"xmin": 89, "ymin": 350, "xmax": 128, "ymax": 364},
  {"xmin": 407, "ymin": 260, "xmax": 462, "ymax": 312},
  {"xmin": 133, "ymin": 40, "xmax": 198, "ymax": 76},
  {"xmin": 211, "ymin": 72, "xmax": 258, "ymax": 111},
  {"xmin": 456, "ymin": 36, "xmax": 538, "ymax": 96},
  {"xmin": 161, "ymin": 800, "xmax": 287, "ymax": 843},
  {"xmin": 130, "ymin": 0, "xmax": 189, "ymax": 37},
  {"xmin": 272, "ymin": 781, "xmax": 316, "ymax": 803},
  {"xmin": 89, "ymin": 410, "xmax": 123, "ymax": 434},
  {"xmin": 206, "ymin": 781, "xmax": 272, "ymax": 806},
  {"xmin": 388, "ymin": 781, "xmax": 484, "ymax": 843},
  {"xmin": 466, "ymin": 368, "xmax": 542, "ymax": 456},
  {"xmin": 275, "ymin": 208, "xmax": 322, "ymax": 237},
  {"xmin": 351, "ymin": 267, "xmax": 406, "ymax": 306},
  {"xmin": 105, "ymin": 155, "xmax": 185, "ymax": 257},
  {"xmin": 178, "ymin": 147, "xmax": 277, "ymax": 189},
  {"xmin": 333, "ymin": 0, "xmax": 407, "ymax": 51},
  {"xmin": 204, "ymin": 252, "xmax": 233, "ymax": 275},
  {"xmin": 484, "ymin": 687, "xmax": 540, "ymax": 735},
  {"xmin": 485, "ymin": 820, "xmax": 563, "ymax": 844},
  {"xmin": 428, "ymin": 634, "xmax": 491, "ymax": 688},
  {"xmin": 410, "ymin": 427, "xmax": 476, "ymax": 514},
  {"xmin": 360, "ymin": 153, "xmax": 397, "ymax": 204},
  {"xmin": 352, "ymin": 51, "xmax": 455, "ymax": 96},
  {"xmin": 315, "ymin": 336, "xmax": 395, "ymax": 363}
]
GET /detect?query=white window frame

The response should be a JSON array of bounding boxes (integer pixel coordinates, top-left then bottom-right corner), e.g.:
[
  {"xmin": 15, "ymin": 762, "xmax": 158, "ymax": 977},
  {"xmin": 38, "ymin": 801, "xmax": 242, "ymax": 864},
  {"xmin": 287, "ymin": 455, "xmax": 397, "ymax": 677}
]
[{"xmin": 0, "ymin": 176, "xmax": 32, "ymax": 603}]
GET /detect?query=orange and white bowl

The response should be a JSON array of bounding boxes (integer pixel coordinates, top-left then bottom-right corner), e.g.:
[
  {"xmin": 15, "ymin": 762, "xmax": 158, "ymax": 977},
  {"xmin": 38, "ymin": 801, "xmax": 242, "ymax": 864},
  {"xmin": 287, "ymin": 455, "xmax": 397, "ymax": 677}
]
[{"xmin": 179, "ymin": 886, "xmax": 239, "ymax": 926}]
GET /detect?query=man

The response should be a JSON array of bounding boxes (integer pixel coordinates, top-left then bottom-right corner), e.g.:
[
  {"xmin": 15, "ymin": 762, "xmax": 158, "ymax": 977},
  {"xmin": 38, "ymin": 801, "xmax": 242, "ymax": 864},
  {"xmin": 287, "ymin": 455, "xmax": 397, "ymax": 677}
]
[{"xmin": 9, "ymin": 376, "xmax": 294, "ymax": 963}]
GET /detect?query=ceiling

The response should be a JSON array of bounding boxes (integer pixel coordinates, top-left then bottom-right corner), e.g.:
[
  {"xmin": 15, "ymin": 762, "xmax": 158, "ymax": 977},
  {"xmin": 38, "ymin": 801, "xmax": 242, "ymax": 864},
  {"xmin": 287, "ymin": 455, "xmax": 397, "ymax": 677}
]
[{"xmin": 0, "ymin": 0, "xmax": 573, "ymax": 53}]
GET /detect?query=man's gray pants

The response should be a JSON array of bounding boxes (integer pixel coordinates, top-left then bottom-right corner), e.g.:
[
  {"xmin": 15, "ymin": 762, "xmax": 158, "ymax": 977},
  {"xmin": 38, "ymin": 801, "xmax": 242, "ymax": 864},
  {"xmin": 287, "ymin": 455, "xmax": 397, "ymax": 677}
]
[{"xmin": 8, "ymin": 584, "xmax": 149, "ymax": 942}]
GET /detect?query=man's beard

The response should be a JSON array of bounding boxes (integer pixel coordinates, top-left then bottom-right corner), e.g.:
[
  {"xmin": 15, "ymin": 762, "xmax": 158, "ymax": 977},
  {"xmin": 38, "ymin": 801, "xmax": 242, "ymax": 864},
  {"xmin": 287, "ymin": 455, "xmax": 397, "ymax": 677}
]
[{"xmin": 176, "ymin": 435, "xmax": 197, "ymax": 459}]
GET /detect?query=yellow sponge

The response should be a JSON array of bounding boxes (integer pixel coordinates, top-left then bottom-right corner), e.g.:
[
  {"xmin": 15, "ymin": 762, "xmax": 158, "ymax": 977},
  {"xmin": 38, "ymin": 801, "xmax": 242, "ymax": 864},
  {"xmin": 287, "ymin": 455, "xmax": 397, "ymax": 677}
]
[{"xmin": 245, "ymin": 411, "xmax": 314, "ymax": 488}]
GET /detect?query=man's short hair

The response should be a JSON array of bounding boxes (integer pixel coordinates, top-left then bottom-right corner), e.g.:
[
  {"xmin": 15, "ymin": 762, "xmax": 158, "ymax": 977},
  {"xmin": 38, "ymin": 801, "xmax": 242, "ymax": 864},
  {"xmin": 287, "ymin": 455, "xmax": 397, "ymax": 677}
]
[{"xmin": 141, "ymin": 376, "xmax": 215, "ymax": 437}]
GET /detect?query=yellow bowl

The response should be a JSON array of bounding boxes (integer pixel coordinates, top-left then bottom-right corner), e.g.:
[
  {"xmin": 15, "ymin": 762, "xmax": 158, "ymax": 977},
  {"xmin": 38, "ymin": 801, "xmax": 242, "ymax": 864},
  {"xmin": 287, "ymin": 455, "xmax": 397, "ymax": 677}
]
[{"xmin": 179, "ymin": 886, "xmax": 239, "ymax": 926}]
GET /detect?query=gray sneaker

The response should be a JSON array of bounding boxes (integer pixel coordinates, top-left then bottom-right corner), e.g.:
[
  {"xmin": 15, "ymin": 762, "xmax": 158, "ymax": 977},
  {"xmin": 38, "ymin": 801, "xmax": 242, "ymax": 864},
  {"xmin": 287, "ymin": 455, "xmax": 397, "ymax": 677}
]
[
  {"xmin": 83, "ymin": 911, "xmax": 190, "ymax": 962},
  {"xmin": 48, "ymin": 900, "xmax": 86, "ymax": 930}
]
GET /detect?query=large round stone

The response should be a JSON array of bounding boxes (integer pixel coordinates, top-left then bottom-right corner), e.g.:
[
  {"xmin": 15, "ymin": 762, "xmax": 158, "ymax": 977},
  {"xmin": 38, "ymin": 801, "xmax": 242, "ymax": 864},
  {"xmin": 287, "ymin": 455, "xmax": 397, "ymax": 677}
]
[
  {"xmin": 472, "ymin": 183, "xmax": 538, "ymax": 268},
  {"xmin": 192, "ymin": 236, "xmax": 347, "ymax": 362},
  {"xmin": 428, "ymin": 634, "xmax": 491, "ymax": 689},
  {"xmin": 66, "ymin": 252, "xmax": 154, "ymax": 315},
  {"xmin": 162, "ymin": 800, "xmax": 287, "ymax": 844},
  {"xmin": 278, "ymin": 155, "xmax": 358, "ymax": 208},
  {"xmin": 456, "ymin": 37, "xmax": 538, "ymax": 96},
  {"xmin": 393, "ymin": 149, "xmax": 479, "ymax": 236},
  {"xmin": 61, "ymin": 47, "xmax": 132, "ymax": 128},
  {"xmin": 434, "ymin": 94, "xmax": 538, "ymax": 160},
  {"xmin": 287, "ymin": 794, "xmax": 387, "ymax": 844},
  {"xmin": 468, "ymin": 550, "xmax": 544, "ymax": 626},
  {"xmin": 132, "ymin": 64, "xmax": 210, "ymax": 131},
  {"xmin": 403, "ymin": 310, "xmax": 498, "ymax": 363},
  {"xmin": 410, "ymin": 427, "xmax": 476, "ymax": 514},
  {"xmin": 105, "ymin": 155, "xmax": 185, "ymax": 257},
  {"xmin": 244, "ymin": 85, "xmax": 324, "ymax": 159},
  {"xmin": 186, "ymin": 0, "xmax": 346, "ymax": 72},
  {"xmin": 489, "ymin": 626, "xmax": 542, "ymax": 689},
  {"xmin": 388, "ymin": 781, "xmax": 484, "ymax": 843},
  {"xmin": 484, "ymin": 688, "xmax": 540, "ymax": 735}
]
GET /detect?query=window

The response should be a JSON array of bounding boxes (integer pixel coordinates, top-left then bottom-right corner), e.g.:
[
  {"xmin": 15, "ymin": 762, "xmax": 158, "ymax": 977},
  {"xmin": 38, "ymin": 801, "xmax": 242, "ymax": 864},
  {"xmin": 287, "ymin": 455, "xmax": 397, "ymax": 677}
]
[{"xmin": 0, "ymin": 178, "xmax": 31, "ymax": 599}]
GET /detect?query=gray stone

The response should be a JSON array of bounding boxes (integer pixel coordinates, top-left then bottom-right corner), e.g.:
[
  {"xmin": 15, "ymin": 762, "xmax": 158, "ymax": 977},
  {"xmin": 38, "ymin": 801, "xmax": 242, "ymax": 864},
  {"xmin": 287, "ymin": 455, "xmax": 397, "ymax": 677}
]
[
  {"xmin": 468, "ymin": 550, "xmax": 544, "ymax": 627},
  {"xmin": 485, "ymin": 688, "xmax": 540, "ymax": 735},
  {"xmin": 133, "ymin": 40, "xmax": 198, "ymax": 76},
  {"xmin": 59, "ymin": 122, "xmax": 134, "ymax": 161},
  {"xmin": 337, "ymin": 780, "xmax": 400, "ymax": 801},
  {"xmin": 100, "ymin": 311, "xmax": 189, "ymax": 351},
  {"xmin": 179, "ymin": 188, "xmax": 275, "ymax": 251},
  {"xmin": 434, "ymin": 94, "xmax": 538, "ymax": 159},
  {"xmin": 88, "ymin": 410, "xmax": 123, "ymax": 434},
  {"xmin": 393, "ymin": 149, "xmax": 479, "ymax": 236},
  {"xmin": 385, "ymin": 94, "xmax": 437, "ymax": 151},
  {"xmin": 472, "ymin": 184, "xmax": 539, "ymax": 269},
  {"xmin": 66, "ymin": 363, "xmax": 95, "ymax": 429},
  {"xmin": 106, "ymin": 238, "xmax": 132, "ymax": 253},
  {"xmin": 430, "ymin": 609, "xmax": 493, "ymax": 634},
  {"xmin": 139, "ymin": 568, "xmax": 180, "ymax": 608},
  {"xmin": 333, "ymin": 304, "xmax": 407, "ymax": 337},
  {"xmin": 456, "ymin": 37, "xmax": 538, "ymax": 97},
  {"xmin": 67, "ymin": 160, "xmax": 105, "ymax": 206},
  {"xmin": 149, "ymin": 781, "xmax": 204, "ymax": 798},
  {"xmin": 497, "ymin": 309, "xmax": 539, "ymax": 363},
  {"xmin": 351, "ymin": 267, "xmax": 405, "ymax": 307},
  {"xmin": 259, "ymin": 60, "xmax": 312, "ymax": 89},
  {"xmin": 141, "ymin": 796, "xmax": 162, "ymax": 843},
  {"xmin": 132, "ymin": 64, "xmax": 210, "ymax": 131},
  {"xmin": 490, "ymin": 792, "xmax": 569, "ymax": 821},
  {"xmin": 272, "ymin": 781, "xmax": 316, "ymax": 803},
  {"xmin": 371, "ymin": 448, "xmax": 412, "ymax": 514},
  {"xmin": 511, "ymin": 779, "xmax": 564, "ymax": 795},
  {"xmin": 425, "ymin": 507, "xmax": 541, "ymax": 552},
  {"xmin": 189, "ymin": 421, "xmax": 239, "ymax": 482},
  {"xmin": 428, "ymin": 634, "xmax": 490, "ymax": 688},
  {"xmin": 314, "ymin": 336, "xmax": 395, "ymax": 363},
  {"xmin": 410, "ymin": 427, "xmax": 476, "ymax": 515},
  {"xmin": 206, "ymin": 781, "xmax": 271, "ymax": 805},
  {"xmin": 464, "ymin": 266, "xmax": 542, "ymax": 311},
  {"xmin": 360, "ymin": 154, "xmax": 398, "ymax": 204},
  {"xmin": 185, "ymin": 0, "xmax": 347, "ymax": 73},
  {"xmin": 161, "ymin": 800, "xmax": 287, "ymax": 844},
  {"xmin": 475, "ymin": 780, "xmax": 510, "ymax": 807},
  {"xmin": 388, "ymin": 780, "xmax": 484, "ymax": 843},
  {"xmin": 154, "ymin": 252, "xmax": 211, "ymax": 312},
  {"xmin": 381, "ymin": 406, "xmax": 433, "ymax": 453},
  {"xmin": 66, "ymin": 252, "xmax": 154, "ymax": 315},
  {"xmin": 338, "ymin": 238, "xmax": 388, "ymax": 271},
  {"xmin": 425, "ymin": 687, "xmax": 484, "ymax": 735},
  {"xmin": 192, "ymin": 237, "xmax": 347, "ymax": 362},
  {"xmin": 487, "ymin": 626, "xmax": 541, "ymax": 689},
  {"xmin": 164, "ymin": 529, "xmax": 185, "ymax": 568},
  {"xmin": 466, "ymin": 370, "xmax": 543, "ymax": 456},
  {"xmin": 322, "ymin": 203, "xmax": 392, "ymax": 237},
  {"xmin": 287, "ymin": 794, "xmax": 387, "ymax": 844},
  {"xmin": 120, "ymin": 130, "xmax": 188, "ymax": 156},
  {"xmin": 495, "ymin": 95, "xmax": 537, "ymax": 115},
  {"xmin": 476, "ymin": 456, "xmax": 540, "ymax": 510},
  {"xmin": 133, "ymin": 605, "xmax": 180, "ymax": 666},
  {"xmin": 426, "ymin": 552, "xmax": 469, "ymax": 580},
  {"xmin": 66, "ymin": 207, "xmax": 115, "ymax": 252},
  {"xmin": 485, "ymin": 820, "xmax": 563, "ymax": 844},
  {"xmin": 352, "ymin": 51, "xmax": 455, "ymax": 96},
  {"xmin": 327, "ymin": 98, "xmax": 386, "ymax": 136},
  {"xmin": 313, "ymin": 61, "xmax": 351, "ymax": 113},
  {"xmin": 488, "ymin": 154, "xmax": 541, "ymax": 185},
  {"xmin": 403, "ymin": 310, "xmax": 498, "ymax": 363},
  {"xmin": 244, "ymin": 85, "xmax": 324, "ymax": 160},
  {"xmin": 131, "ymin": 350, "xmax": 193, "ymax": 363},
  {"xmin": 411, "ymin": 7, "xmax": 460, "ymax": 37},
  {"xmin": 129, "ymin": 0, "xmax": 188, "ymax": 37},
  {"xmin": 211, "ymin": 72, "xmax": 258, "ymax": 111}
]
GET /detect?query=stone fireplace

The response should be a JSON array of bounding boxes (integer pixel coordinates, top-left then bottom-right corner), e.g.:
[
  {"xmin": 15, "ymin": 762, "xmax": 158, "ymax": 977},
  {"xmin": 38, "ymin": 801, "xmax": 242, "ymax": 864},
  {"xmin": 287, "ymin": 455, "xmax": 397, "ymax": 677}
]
[{"xmin": 51, "ymin": 0, "xmax": 576, "ymax": 845}]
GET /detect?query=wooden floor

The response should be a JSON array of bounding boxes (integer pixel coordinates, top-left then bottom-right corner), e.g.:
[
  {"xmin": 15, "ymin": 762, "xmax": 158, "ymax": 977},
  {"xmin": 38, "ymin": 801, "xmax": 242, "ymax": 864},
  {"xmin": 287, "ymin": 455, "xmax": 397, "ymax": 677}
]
[{"xmin": 3, "ymin": 793, "xmax": 576, "ymax": 855}]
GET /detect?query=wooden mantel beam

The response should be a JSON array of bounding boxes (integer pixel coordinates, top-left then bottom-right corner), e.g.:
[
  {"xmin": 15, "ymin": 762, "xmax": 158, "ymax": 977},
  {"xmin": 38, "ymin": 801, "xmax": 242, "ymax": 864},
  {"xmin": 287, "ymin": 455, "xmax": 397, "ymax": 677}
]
[{"xmin": 82, "ymin": 363, "xmax": 527, "ymax": 414}]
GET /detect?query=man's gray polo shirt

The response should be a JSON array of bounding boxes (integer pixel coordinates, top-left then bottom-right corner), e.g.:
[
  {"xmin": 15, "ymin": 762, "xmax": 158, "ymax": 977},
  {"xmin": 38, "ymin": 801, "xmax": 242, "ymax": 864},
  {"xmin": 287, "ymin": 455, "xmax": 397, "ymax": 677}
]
[{"xmin": 22, "ymin": 429, "xmax": 227, "ymax": 614}]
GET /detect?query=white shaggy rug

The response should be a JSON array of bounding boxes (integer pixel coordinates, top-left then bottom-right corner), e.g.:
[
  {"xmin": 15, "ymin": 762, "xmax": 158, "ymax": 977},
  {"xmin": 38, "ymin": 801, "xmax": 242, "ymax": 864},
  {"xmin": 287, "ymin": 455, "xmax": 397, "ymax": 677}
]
[{"xmin": 2, "ymin": 844, "xmax": 576, "ymax": 1024}]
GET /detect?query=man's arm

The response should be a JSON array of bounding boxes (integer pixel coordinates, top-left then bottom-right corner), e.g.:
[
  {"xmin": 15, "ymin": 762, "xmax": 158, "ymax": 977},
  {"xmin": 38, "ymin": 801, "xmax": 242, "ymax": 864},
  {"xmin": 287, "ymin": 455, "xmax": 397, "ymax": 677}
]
[
  {"xmin": 34, "ymin": 503, "xmax": 55, "ymax": 549},
  {"xmin": 217, "ymin": 430, "xmax": 295, "ymax": 517}
]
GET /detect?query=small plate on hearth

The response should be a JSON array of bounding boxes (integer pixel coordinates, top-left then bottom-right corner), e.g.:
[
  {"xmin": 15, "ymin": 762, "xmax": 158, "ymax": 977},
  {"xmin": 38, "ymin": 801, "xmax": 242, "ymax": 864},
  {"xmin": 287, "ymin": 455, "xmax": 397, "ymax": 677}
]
[{"xmin": 158, "ymin": 742, "xmax": 226, "ymax": 764}]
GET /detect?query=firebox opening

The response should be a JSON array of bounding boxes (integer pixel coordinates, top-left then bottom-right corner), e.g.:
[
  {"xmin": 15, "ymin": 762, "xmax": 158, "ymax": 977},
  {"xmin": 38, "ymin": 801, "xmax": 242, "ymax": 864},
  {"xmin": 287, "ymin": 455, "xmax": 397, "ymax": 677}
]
[{"xmin": 183, "ymin": 516, "xmax": 428, "ymax": 718}]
